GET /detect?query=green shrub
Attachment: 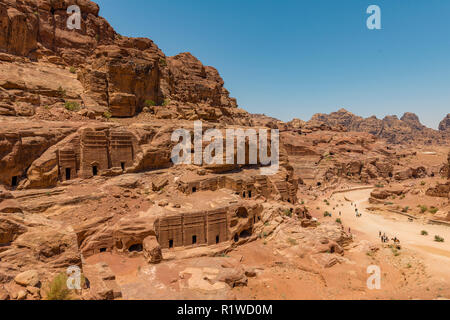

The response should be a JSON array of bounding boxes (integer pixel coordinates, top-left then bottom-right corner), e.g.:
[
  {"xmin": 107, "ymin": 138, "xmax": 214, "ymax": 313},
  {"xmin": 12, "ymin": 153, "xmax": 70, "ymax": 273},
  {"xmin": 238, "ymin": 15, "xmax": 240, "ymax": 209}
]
[
  {"xmin": 162, "ymin": 98, "xmax": 170, "ymax": 106},
  {"xmin": 402, "ymin": 206, "xmax": 409, "ymax": 213},
  {"xmin": 335, "ymin": 218, "xmax": 342, "ymax": 224},
  {"xmin": 69, "ymin": 67, "xmax": 76, "ymax": 74},
  {"xmin": 45, "ymin": 273, "xmax": 73, "ymax": 300},
  {"xmin": 419, "ymin": 205, "xmax": 428, "ymax": 213},
  {"xmin": 429, "ymin": 207, "xmax": 438, "ymax": 214},
  {"xmin": 64, "ymin": 101, "xmax": 80, "ymax": 111},
  {"xmin": 103, "ymin": 111, "xmax": 112, "ymax": 119},
  {"xmin": 434, "ymin": 235, "xmax": 444, "ymax": 243},
  {"xmin": 421, "ymin": 230, "xmax": 428, "ymax": 236},
  {"xmin": 145, "ymin": 100, "xmax": 156, "ymax": 107},
  {"xmin": 420, "ymin": 181, "xmax": 426, "ymax": 186},
  {"xmin": 323, "ymin": 211, "xmax": 332, "ymax": 217},
  {"xmin": 375, "ymin": 184, "xmax": 384, "ymax": 188}
]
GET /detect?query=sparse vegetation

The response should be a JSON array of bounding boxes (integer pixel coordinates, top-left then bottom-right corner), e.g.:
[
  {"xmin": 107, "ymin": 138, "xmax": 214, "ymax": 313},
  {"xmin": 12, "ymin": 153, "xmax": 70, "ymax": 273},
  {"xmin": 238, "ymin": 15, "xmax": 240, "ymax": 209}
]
[
  {"xmin": 103, "ymin": 111, "xmax": 112, "ymax": 119},
  {"xmin": 421, "ymin": 230, "xmax": 428, "ymax": 236},
  {"xmin": 162, "ymin": 99, "xmax": 170, "ymax": 107},
  {"xmin": 69, "ymin": 66, "xmax": 76, "ymax": 74},
  {"xmin": 335, "ymin": 218, "xmax": 342, "ymax": 224},
  {"xmin": 390, "ymin": 246, "xmax": 400, "ymax": 256},
  {"xmin": 287, "ymin": 238, "xmax": 297, "ymax": 246},
  {"xmin": 64, "ymin": 101, "xmax": 80, "ymax": 111},
  {"xmin": 284, "ymin": 209, "xmax": 292, "ymax": 218},
  {"xmin": 419, "ymin": 205, "xmax": 428, "ymax": 213},
  {"xmin": 323, "ymin": 211, "xmax": 332, "ymax": 217},
  {"xmin": 159, "ymin": 58, "xmax": 167, "ymax": 67},
  {"xmin": 145, "ymin": 100, "xmax": 156, "ymax": 107},
  {"xmin": 57, "ymin": 86, "xmax": 66, "ymax": 98},
  {"xmin": 45, "ymin": 273, "xmax": 73, "ymax": 300},
  {"xmin": 429, "ymin": 207, "xmax": 439, "ymax": 214},
  {"xmin": 375, "ymin": 183, "xmax": 384, "ymax": 188},
  {"xmin": 402, "ymin": 206, "xmax": 409, "ymax": 213},
  {"xmin": 434, "ymin": 235, "xmax": 444, "ymax": 243},
  {"xmin": 420, "ymin": 181, "xmax": 426, "ymax": 186}
]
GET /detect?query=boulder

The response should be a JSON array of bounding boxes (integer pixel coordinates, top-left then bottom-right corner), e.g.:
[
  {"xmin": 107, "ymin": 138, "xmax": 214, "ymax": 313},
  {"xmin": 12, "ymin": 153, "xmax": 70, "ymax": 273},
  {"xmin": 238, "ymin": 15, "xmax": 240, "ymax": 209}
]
[
  {"xmin": 14, "ymin": 270, "xmax": 40, "ymax": 287},
  {"xmin": 143, "ymin": 236, "xmax": 163, "ymax": 264}
]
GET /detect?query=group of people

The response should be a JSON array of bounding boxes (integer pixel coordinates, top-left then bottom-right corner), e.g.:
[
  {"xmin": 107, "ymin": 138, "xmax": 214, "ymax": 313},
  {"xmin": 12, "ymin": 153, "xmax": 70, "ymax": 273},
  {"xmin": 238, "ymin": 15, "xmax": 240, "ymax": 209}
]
[
  {"xmin": 379, "ymin": 231, "xmax": 400, "ymax": 245},
  {"xmin": 350, "ymin": 203, "xmax": 362, "ymax": 218}
]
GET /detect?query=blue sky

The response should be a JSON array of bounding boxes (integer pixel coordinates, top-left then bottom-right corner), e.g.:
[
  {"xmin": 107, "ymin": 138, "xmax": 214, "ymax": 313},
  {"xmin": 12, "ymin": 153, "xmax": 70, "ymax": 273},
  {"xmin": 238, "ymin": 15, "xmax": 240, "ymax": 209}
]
[{"xmin": 95, "ymin": 0, "xmax": 450, "ymax": 129}]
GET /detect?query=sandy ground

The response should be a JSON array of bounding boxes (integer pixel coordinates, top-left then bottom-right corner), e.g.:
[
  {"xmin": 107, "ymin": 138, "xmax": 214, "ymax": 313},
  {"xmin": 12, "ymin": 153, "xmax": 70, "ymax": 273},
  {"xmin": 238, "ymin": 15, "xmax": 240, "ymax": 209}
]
[
  {"xmin": 328, "ymin": 189, "xmax": 450, "ymax": 282},
  {"xmin": 83, "ymin": 187, "xmax": 450, "ymax": 300}
]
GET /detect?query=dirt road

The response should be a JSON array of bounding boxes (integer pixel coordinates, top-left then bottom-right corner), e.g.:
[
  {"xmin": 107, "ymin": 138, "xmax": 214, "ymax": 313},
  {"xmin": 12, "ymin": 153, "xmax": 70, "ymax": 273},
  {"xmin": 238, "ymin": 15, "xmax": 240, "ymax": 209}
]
[{"xmin": 330, "ymin": 189, "xmax": 450, "ymax": 281}]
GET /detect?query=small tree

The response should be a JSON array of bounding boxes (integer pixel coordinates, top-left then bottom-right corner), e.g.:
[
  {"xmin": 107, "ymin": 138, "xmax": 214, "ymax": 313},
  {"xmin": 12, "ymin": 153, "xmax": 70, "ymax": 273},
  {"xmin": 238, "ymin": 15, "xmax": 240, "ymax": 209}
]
[{"xmin": 45, "ymin": 273, "xmax": 73, "ymax": 300}]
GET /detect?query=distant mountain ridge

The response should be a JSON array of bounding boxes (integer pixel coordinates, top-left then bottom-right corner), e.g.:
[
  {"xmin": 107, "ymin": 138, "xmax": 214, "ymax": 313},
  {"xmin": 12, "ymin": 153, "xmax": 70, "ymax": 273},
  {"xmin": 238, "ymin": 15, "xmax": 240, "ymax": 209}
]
[{"xmin": 305, "ymin": 109, "xmax": 449, "ymax": 144}]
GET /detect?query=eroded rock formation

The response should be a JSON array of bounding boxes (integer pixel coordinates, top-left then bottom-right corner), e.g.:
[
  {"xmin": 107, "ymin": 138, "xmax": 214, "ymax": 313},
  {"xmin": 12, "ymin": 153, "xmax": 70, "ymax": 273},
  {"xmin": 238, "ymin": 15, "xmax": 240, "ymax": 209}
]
[
  {"xmin": 0, "ymin": 0, "xmax": 239, "ymax": 119},
  {"xmin": 307, "ymin": 109, "xmax": 448, "ymax": 144}
]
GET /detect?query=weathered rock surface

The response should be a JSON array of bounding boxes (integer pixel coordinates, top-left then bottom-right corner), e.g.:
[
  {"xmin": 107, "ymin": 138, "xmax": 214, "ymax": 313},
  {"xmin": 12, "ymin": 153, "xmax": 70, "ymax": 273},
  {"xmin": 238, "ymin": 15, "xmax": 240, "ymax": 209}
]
[
  {"xmin": 143, "ymin": 236, "xmax": 162, "ymax": 264},
  {"xmin": 14, "ymin": 270, "xmax": 39, "ymax": 287},
  {"xmin": 0, "ymin": 0, "xmax": 239, "ymax": 118},
  {"xmin": 439, "ymin": 114, "xmax": 450, "ymax": 132}
]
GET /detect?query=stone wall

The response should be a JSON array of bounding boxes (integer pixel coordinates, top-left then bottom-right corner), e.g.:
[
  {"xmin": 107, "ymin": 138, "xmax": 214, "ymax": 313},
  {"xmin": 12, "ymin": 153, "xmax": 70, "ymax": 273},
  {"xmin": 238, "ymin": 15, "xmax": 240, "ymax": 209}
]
[
  {"xmin": 155, "ymin": 206, "xmax": 257, "ymax": 250},
  {"xmin": 80, "ymin": 130, "xmax": 110, "ymax": 178},
  {"xmin": 155, "ymin": 208, "xmax": 230, "ymax": 249}
]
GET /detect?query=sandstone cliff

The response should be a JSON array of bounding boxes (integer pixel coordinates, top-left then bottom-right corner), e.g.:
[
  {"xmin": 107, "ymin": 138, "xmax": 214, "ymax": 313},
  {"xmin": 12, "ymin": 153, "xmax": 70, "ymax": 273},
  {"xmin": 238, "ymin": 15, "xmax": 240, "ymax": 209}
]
[{"xmin": 0, "ymin": 0, "xmax": 238, "ymax": 118}]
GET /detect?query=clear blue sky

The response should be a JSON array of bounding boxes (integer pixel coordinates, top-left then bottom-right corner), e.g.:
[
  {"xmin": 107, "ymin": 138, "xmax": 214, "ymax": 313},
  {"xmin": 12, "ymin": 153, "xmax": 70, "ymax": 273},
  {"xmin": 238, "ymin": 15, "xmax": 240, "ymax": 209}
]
[{"xmin": 95, "ymin": 0, "xmax": 450, "ymax": 129}]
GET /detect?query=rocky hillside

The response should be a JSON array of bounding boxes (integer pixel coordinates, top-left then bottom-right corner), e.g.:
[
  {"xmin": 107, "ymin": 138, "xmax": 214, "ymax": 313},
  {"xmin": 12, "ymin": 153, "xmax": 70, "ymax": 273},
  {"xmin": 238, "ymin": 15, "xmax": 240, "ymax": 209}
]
[
  {"xmin": 306, "ymin": 109, "xmax": 449, "ymax": 144},
  {"xmin": 0, "ymin": 0, "xmax": 246, "ymax": 123},
  {"xmin": 439, "ymin": 114, "xmax": 450, "ymax": 133}
]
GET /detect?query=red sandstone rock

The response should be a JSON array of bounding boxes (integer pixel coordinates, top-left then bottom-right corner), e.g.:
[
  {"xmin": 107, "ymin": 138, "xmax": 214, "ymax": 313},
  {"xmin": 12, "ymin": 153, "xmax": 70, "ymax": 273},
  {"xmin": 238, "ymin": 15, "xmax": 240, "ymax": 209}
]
[{"xmin": 143, "ymin": 236, "xmax": 163, "ymax": 264}]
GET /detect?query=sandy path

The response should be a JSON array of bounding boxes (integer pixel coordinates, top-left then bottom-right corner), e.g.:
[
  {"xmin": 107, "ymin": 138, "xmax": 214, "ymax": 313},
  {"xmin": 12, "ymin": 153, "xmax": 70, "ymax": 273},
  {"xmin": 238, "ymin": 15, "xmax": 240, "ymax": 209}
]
[{"xmin": 329, "ymin": 189, "xmax": 450, "ymax": 281}]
